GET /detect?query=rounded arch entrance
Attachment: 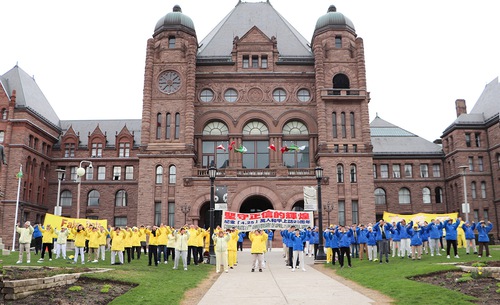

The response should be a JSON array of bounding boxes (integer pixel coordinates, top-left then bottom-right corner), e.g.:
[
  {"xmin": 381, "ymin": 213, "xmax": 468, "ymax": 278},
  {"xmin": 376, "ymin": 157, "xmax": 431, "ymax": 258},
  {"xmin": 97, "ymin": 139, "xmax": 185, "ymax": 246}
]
[
  {"xmin": 239, "ymin": 195, "xmax": 274, "ymax": 213},
  {"xmin": 199, "ymin": 201, "xmax": 222, "ymax": 230}
]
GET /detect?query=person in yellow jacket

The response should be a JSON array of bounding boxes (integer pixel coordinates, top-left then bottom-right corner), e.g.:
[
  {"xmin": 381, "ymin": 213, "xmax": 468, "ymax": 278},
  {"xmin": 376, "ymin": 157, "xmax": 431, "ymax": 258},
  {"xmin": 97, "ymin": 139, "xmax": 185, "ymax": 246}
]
[
  {"xmin": 87, "ymin": 226, "xmax": 102, "ymax": 263},
  {"xmin": 98, "ymin": 225, "xmax": 109, "ymax": 261},
  {"xmin": 110, "ymin": 226, "xmax": 126, "ymax": 265},
  {"xmin": 173, "ymin": 227, "xmax": 190, "ymax": 270},
  {"xmin": 227, "ymin": 228, "xmax": 239, "ymax": 269},
  {"xmin": 195, "ymin": 227, "xmax": 206, "ymax": 264},
  {"xmin": 123, "ymin": 227, "xmax": 133, "ymax": 263},
  {"xmin": 157, "ymin": 224, "xmax": 171, "ymax": 264},
  {"xmin": 131, "ymin": 226, "xmax": 142, "ymax": 260},
  {"xmin": 16, "ymin": 221, "xmax": 34, "ymax": 264},
  {"xmin": 146, "ymin": 226, "xmax": 160, "ymax": 266},
  {"xmin": 457, "ymin": 221, "xmax": 466, "ymax": 249},
  {"xmin": 213, "ymin": 230, "xmax": 231, "ymax": 273},
  {"xmin": 38, "ymin": 224, "xmax": 55, "ymax": 262},
  {"xmin": 71, "ymin": 224, "xmax": 88, "ymax": 264},
  {"xmin": 187, "ymin": 225, "xmax": 202, "ymax": 265},
  {"xmin": 249, "ymin": 229, "xmax": 268, "ymax": 272}
]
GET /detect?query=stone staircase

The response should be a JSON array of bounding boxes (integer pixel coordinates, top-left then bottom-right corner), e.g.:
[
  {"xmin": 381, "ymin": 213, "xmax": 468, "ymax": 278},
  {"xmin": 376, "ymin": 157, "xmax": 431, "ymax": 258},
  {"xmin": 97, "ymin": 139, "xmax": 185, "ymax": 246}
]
[{"xmin": 0, "ymin": 237, "xmax": 11, "ymax": 255}]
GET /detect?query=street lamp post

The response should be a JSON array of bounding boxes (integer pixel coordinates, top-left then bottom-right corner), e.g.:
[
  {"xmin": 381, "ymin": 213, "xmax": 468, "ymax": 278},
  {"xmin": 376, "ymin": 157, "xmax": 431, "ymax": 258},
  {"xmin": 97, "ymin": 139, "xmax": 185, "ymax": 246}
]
[
  {"xmin": 76, "ymin": 160, "xmax": 92, "ymax": 219},
  {"xmin": 324, "ymin": 202, "xmax": 333, "ymax": 227},
  {"xmin": 54, "ymin": 169, "xmax": 65, "ymax": 216},
  {"xmin": 459, "ymin": 165, "xmax": 469, "ymax": 222},
  {"xmin": 315, "ymin": 166, "xmax": 327, "ymax": 261},
  {"xmin": 181, "ymin": 203, "xmax": 191, "ymax": 224},
  {"xmin": 208, "ymin": 166, "xmax": 217, "ymax": 265}
]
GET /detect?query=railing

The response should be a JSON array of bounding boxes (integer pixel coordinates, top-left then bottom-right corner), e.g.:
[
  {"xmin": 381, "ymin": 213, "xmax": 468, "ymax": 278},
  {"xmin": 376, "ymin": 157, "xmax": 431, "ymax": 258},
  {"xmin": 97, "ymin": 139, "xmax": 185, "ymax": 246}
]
[
  {"xmin": 320, "ymin": 88, "xmax": 366, "ymax": 97},
  {"xmin": 237, "ymin": 169, "xmax": 276, "ymax": 177},
  {"xmin": 195, "ymin": 168, "xmax": 316, "ymax": 177},
  {"xmin": 288, "ymin": 168, "xmax": 315, "ymax": 176}
]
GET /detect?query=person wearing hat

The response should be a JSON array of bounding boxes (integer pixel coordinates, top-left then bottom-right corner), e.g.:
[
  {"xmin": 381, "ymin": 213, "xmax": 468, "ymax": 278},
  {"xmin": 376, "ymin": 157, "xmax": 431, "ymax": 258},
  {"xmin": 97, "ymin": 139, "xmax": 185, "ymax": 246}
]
[
  {"xmin": 54, "ymin": 226, "xmax": 69, "ymax": 259},
  {"xmin": 476, "ymin": 220, "xmax": 493, "ymax": 257}
]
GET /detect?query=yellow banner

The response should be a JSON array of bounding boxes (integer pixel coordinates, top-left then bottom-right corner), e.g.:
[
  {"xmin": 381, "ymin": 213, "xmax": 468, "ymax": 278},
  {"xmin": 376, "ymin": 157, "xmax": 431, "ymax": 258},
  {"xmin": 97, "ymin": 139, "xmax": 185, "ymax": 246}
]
[
  {"xmin": 43, "ymin": 213, "xmax": 108, "ymax": 231},
  {"xmin": 382, "ymin": 211, "xmax": 459, "ymax": 225}
]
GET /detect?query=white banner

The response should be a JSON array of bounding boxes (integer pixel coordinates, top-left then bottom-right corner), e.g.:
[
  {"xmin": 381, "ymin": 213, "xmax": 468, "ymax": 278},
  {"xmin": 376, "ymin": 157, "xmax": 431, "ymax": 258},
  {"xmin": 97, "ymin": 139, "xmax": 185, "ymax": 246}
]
[
  {"xmin": 303, "ymin": 186, "xmax": 317, "ymax": 211},
  {"xmin": 222, "ymin": 209, "xmax": 314, "ymax": 231}
]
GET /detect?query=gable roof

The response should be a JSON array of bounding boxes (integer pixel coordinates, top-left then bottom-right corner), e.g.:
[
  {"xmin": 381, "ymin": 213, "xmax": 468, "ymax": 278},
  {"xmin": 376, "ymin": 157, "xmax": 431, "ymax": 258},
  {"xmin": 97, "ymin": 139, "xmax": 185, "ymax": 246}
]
[
  {"xmin": 2, "ymin": 65, "xmax": 60, "ymax": 126},
  {"xmin": 59, "ymin": 119, "xmax": 141, "ymax": 147},
  {"xmin": 197, "ymin": 1, "xmax": 312, "ymax": 58},
  {"xmin": 370, "ymin": 116, "xmax": 443, "ymax": 155}
]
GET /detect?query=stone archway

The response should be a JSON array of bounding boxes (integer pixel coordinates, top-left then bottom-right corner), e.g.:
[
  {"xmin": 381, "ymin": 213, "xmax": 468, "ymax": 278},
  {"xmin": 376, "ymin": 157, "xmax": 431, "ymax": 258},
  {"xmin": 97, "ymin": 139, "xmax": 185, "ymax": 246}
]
[
  {"xmin": 239, "ymin": 195, "xmax": 274, "ymax": 213},
  {"xmin": 198, "ymin": 201, "xmax": 223, "ymax": 230}
]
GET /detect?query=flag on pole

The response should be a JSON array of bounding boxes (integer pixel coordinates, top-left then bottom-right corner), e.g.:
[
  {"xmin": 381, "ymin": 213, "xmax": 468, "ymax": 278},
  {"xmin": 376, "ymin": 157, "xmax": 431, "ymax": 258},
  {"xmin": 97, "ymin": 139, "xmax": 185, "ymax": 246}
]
[
  {"xmin": 288, "ymin": 144, "xmax": 306, "ymax": 152},
  {"xmin": 16, "ymin": 168, "xmax": 23, "ymax": 179},
  {"xmin": 216, "ymin": 144, "xmax": 226, "ymax": 151},
  {"xmin": 280, "ymin": 146, "xmax": 289, "ymax": 153},
  {"xmin": 228, "ymin": 141, "xmax": 236, "ymax": 151},
  {"xmin": 234, "ymin": 145, "xmax": 247, "ymax": 153},
  {"xmin": 268, "ymin": 143, "xmax": 277, "ymax": 151}
]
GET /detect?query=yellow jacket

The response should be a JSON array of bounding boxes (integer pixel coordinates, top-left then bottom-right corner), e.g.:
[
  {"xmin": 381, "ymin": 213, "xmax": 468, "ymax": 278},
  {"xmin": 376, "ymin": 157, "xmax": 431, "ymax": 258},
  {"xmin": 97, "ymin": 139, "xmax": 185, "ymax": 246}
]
[
  {"xmin": 139, "ymin": 227, "xmax": 147, "ymax": 242},
  {"xmin": 188, "ymin": 227, "xmax": 201, "ymax": 246},
  {"xmin": 123, "ymin": 229, "xmax": 133, "ymax": 248},
  {"xmin": 111, "ymin": 230, "xmax": 126, "ymax": 251},
  {"xmin": 167, "ymin": 232, "xmax": 176, "ymax": 248},
  {"xmin": 71, "ymin": 228, "xmax": 88, "ymax": 248},
  {"xmin": 157, "ymin": 226, "xmax": 171, "ymax": 245},
  {"xmin": 249, "ymin": 231, "xmax": 268, "ymax": 254},
  {"xmin": 87, "ymin": 230, "xmax": 102, "ymax": 248},
  {"xmin": 40, "ymin": 226, "xmax": 54, "ymax": 244},
  {"xmin": 146, "ymin": 228, "xmax": 161, "ymax": 246},
  {"xmin": 98, "ymin": 228, "xmax": 109, "ymax": 246},
  {"xmin": 227, "ymin": 230, "xmax": 239, "ymax": 251},
  {"xmin": 174, "ymin": 230, "xmax": 190, "ymax": 251},
  {"xmin": 195, "ymin": 228, "xmax": 206, "ymax": 247},
  {"xmin": 131, "ymin": 229, "xmax": 142, "ymax": 247}
]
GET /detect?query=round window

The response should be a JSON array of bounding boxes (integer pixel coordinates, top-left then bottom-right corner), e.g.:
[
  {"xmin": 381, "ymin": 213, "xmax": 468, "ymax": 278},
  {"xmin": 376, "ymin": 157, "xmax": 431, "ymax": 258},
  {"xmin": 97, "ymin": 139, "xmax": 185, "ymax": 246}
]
[
  {"xmin": 224, "ymin": 89, "xmax": 238, "ymax": 102},
  {"xmin": 273, "ymin": 88, "xmax": 287, "ymax": 102},
  {"xmin": 297, "ymin": 89, "xmax": 311, "ymax": 102},
  {"xmin": 200, "ymin": 89, "xmax": 214, "ymax": 102}
]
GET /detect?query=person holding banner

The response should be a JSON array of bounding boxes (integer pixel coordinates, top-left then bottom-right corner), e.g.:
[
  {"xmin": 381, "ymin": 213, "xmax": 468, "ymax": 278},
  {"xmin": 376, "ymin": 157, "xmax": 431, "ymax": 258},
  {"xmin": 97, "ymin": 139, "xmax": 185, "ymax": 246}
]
[
  {"xmin": 54, "ymin": 226, "xmax": 69, "ymax": 260},
  {"xmin": 16, "ymin": 221, "xmax": 34, "ymax": 264},
  {"xmin": 71, "ymin": 224, "xmax": 88, "ymax": 264},
  {"xmin": 249, "ymin": 229, "xmax": 268, "ymax": 272}
]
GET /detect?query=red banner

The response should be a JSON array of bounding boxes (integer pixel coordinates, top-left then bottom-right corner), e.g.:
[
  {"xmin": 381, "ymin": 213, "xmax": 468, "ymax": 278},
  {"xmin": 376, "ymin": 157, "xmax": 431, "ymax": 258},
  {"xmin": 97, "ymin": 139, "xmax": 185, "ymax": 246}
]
[{"xmin": 222, "ymin": 209, "xmax": 314, "ymax": 231}]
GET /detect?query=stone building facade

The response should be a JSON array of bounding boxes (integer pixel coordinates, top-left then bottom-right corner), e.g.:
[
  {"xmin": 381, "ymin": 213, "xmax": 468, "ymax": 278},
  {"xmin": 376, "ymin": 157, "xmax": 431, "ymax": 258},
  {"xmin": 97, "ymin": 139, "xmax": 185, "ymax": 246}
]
[{"xmin": 0, "ymin": 2, "xmax": 498, "ymax": 246}]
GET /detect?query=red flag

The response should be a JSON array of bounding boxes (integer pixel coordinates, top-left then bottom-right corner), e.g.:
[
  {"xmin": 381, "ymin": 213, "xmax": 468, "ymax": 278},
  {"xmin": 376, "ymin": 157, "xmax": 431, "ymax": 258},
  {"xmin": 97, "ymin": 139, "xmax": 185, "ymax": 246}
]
[
  {"xmin": 268, "ymin": 143, "xmax": 276, "ymax": 151},
  {"xmin": 228, "ymin": 141, "xmax": 236, "ymax": 151},
  {"xmin": 217, "ymin": 144, "xmax": 226, "ymax": 151},
  {"xmin": 280, "ymin": 146, "xmax": 289, "ymax": 153}
]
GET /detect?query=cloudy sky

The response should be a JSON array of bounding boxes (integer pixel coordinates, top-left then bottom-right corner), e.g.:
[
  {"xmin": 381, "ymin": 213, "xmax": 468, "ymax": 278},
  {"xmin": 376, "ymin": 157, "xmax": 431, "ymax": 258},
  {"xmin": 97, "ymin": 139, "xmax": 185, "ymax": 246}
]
[{"xmin": 1, "ymin": 0, "xmax": 499, "ymax": 142}]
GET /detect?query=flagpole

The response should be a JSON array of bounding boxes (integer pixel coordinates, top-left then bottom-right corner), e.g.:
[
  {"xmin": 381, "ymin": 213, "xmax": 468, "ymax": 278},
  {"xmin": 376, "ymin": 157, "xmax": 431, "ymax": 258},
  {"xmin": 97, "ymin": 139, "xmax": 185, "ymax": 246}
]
[{"xmin": 12, "ymin": 164, "xmax": 22, "ymax": 252}]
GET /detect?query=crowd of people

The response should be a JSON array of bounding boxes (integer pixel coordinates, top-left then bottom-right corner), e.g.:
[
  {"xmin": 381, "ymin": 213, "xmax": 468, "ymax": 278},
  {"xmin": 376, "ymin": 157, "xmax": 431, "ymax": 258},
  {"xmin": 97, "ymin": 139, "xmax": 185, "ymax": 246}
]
[{"xmin": 14, "ymin": 217, "xmax": 494, "ymax": 273}]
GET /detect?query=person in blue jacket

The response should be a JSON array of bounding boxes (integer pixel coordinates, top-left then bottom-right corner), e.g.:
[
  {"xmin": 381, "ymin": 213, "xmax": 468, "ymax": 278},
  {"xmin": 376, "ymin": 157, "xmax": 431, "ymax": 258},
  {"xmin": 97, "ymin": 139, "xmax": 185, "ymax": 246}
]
[
  {"xmin": 366, "ymin": 226, "xmax": 378, "ymax": 261},
  {"xmin": 476, "ymin": 220, "xmax": 493, "ymax": 257},
  {"xmin": 325, "ymin": 226, "xmax": 340, "ymax": 265},
  {"xmin": 391, "ymin": 222, "xmax": 400, "ymax": 258},
  {"xmin": 397, "ymin": 219, "xmax": 411, "ymax": 258},
  {"xmin": 420, "ymin": 221, "xmax": 430, "ymax": 255},
  {"xmin": 462, "ymin": 221, "xmax": 477, "ymax": 255},
  {"xmin": 357, "ymin": 224, "xmax": 368, "ymax": 260},
  {"xmin": 289, "ymin": 229, "xmax": 307, "ymax": 271},
  {"xmin": 237, "ymin": 231, "xmax": 245, "ymax": 251},
  {"xmin": 426, "ymin": 219, "xmax": 443, "ymax": 256},
  {"xmin": 264, "ymin": 229, "xmax": 274, "ymax": 252},
  {"xmin": 310, "ymin": 227, "xmax": 319, "ymax": 258},
  {"xmin": 32, "ymin": 224, "xmax": 43, "ymax": 255},
  {"xmin": 372, "ymin": 219, "xmax": 393, "ymax": 263},
  {"xmin": 335, "ymin": 225, "xmax": 353, "ymax": 268},
  {"xmin": 443, "ymin": 217, "xmax": 461, "ymax": 258},
  {"xmin": 407, "ymin": 223, "xmax": 422, "ymax": 260}
]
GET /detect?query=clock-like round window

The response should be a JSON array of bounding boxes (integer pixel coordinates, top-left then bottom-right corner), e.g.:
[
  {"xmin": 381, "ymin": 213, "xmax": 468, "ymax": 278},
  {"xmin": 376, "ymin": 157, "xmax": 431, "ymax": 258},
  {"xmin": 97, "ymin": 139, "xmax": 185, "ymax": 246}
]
[
  {"xmin": 224, "ymin": 89, "xmax": 238, "ymax": 102},
  {"xmin": 200, "ymin": 89, "xmax": 214, "ymax": 102},
  {"xmin": 158, "ymin": 70, "xmax": 181, "ymax": 94},
  {"xmin": 297, "ymin": 89, "xmax": 311, "ymax": 102},
  {"xmin": 273, "ymin": 88, "xmax": 287, "ymax": 102}
]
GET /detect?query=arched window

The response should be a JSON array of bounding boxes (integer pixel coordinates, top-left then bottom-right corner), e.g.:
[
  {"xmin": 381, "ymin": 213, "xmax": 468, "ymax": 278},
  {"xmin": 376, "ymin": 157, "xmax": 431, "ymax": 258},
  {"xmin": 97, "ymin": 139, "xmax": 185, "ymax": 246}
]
[
  {"xmin": 350, "ymin": 112, "xmax": 356, "ymax": 138},
  {"xmin": 156, "ymin": 165, "xmax": 163, "ymax": 184},
  {"xmin": 169, "ymin": 165, "xmax": 176, "ymax": 184},
  {"xmin": 374, "ymin": 188, "xmax": 386, "ymax": 205},
  {"xmin": 60, "ymin": 190, "xmax": 72, "ymax": 206},
  {"xmin": 165, "ymin": 113, "xmax": 171, "ymax": 139},
  {"xmin": 350, "ymin": 164, "xmax": 357, "ymax": 183},
  {"xmin": 332, "ymin": 73, "xmax": 350, "ymax": 91},
  {"xmin": 156, "ymin": 113, "xmax": 162, "ymax": 139},
  {"xmin": 87, "ymin": 190, "xmax": 100, "ymax": 206},
  {"xmin": 332, "ymin": 112, "xmax": 337, "ymax": 138},
  {"xmin": 115, "ymin": 190, "xmax": 127, "ymax": 207},
  {"xmin": 203, "ymin": 121, "xmax": 229, "ymax": 135},
  {"xmin": 282, "ymin": 121, "xmax": 308, "ymax": 135},
  {"xmin": 243, "ymin": 121, "xmax": 268, "ymax": 135},
  {"xmin": 471, "ymin": 181, "xmax": 477, "ymax": 199},
  {"xmin": 422, "ymin": 187, "xmax": 431, "ymax": 204},
  {"xmin": 174, "ymin": 113, "xmax": 180, "ymax": 139},
  {"xmin": 435, "ymin": 187, "xmax": 443, "ymax": 203},
  {"xmin": 481, "ymin": 182, "xmax": 487, "ymax": 198},
  {"xmin": 337, "ymin": 164, "xmax": 344, "ymax": 183},
  {"xmin": 398, "ymin": 188, "xmax": 411, "ymax": 204}
]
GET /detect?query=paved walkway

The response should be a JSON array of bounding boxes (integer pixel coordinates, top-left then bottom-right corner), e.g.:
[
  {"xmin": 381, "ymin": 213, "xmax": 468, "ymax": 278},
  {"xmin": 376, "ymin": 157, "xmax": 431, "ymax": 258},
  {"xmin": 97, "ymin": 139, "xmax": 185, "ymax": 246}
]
[{"xmin": 197, "ymin": 248, "xmax": 378, "ymax": 305}]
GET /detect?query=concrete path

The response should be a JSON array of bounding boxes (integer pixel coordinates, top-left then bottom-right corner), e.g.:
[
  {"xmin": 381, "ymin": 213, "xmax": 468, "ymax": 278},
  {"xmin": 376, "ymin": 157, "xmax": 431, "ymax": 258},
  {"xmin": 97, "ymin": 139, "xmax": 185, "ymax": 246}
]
[{"xmin": 197, "ymin": 249, "xmax": 378, "ymax": 305}]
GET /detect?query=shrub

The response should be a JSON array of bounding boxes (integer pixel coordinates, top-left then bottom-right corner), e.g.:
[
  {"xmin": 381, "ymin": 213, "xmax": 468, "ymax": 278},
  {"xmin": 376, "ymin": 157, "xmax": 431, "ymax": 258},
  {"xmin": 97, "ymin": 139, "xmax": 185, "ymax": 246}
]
[{"xmin": 68, "ymin": 285, "xmax": 83, "ymax": 292}]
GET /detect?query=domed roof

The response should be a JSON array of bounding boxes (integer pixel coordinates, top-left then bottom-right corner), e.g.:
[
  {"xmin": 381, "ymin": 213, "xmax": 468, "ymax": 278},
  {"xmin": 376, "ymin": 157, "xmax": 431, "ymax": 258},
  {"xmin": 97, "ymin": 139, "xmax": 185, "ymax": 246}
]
[
  {"xmin": 314, "ymin": 5, "xmax": 355, "ymax": 35},
  {"xmin": 154, "ymin": 5, "xmax": 196, "ymax": 37}
]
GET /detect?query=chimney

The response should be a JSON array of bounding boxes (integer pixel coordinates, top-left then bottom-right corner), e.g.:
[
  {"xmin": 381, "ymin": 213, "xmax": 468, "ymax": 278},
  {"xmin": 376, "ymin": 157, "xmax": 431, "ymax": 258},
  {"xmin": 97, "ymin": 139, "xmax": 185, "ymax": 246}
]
[{"xmin": 455, "ymin": 99, "xmax": 467, "ymax": 117}]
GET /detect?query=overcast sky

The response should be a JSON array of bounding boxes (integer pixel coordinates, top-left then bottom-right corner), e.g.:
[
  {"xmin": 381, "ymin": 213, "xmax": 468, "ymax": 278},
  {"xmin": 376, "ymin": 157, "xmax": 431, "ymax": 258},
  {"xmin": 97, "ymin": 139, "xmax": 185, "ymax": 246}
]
[{"xmin": 1, "ymin": 0, "xmax": 499, "ymax": 142}]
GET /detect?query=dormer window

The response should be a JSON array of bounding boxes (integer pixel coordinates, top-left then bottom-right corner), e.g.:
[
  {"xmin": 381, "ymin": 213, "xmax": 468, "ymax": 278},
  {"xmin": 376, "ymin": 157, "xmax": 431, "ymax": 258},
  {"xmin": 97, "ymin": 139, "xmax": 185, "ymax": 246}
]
[
  {"xmin": 91, "ymin": 142, "xmax": 103, "ymax": 157},
  {"xmin": 261, "ymin": 55, "xmax": 268, "ymax": 68},
  {"xmin": 252, "ymin": 55, "xmax": 259, "ymax": 68},
  {"xmin": 168, "ymin": 36, "xmax": 176, "ymax": 48},
  {"xmin": 243, "ymin": 55, "xmax": 249, "ymax": 68},
  {"xmin": 335, "ymin": 36, "xmax": 342, "ymax": 48}
]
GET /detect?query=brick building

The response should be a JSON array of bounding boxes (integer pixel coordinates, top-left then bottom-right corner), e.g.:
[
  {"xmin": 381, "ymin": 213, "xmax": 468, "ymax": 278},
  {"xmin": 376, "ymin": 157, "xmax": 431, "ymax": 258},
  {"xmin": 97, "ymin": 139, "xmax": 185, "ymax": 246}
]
[{"xmin": 0, "ymin": 2, "xmax": 498, "ymax": 247}]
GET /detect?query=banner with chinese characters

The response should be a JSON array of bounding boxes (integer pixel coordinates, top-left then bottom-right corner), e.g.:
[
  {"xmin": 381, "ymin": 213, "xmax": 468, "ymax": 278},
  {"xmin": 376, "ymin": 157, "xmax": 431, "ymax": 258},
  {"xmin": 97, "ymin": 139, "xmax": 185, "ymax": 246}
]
[{"xmin": 222, "ymin": 209, "xmax": 314, "ymax": 231}]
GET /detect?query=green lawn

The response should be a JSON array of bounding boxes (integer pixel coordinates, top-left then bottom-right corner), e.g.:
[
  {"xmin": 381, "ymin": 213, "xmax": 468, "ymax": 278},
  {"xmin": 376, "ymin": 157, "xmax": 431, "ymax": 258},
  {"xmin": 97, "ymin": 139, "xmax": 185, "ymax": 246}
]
[
  {"xmin": 330, "ymin": 246, "xmax": 500, "ymax": 305},
  {"xmin": 1, "ymin": 251, "xmax": 212, "ymax": 305}
]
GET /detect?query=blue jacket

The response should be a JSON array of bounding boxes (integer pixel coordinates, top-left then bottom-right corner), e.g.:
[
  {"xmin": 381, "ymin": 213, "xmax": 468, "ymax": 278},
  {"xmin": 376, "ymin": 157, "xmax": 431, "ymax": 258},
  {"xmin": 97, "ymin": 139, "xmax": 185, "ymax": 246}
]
[
  {"xmin": 391, "ymin": 227, "xmax": 401, "ymax": 242},
  {"xmin": 372, "ymin": 222, "xmax": 393, "ymax": 241},
  {"xmin": 238, "ymin": 232, "xmax": 246, "ymax": 242},
  {"xmin": 265, "ymin": 230, "xmax": 274, "ymax": 240},
  {"xmin": 289, "ymin": 231, "xmax": 306, "ymax": 251},
  {"xmin": 366, "ymin": 231, "xmax": 377, "ymax": 246},
  {"xmin": 281, "ymin": 230, "xmax": 292, "ymax": 247},
  {"xmin": 33, "ymin": 226, "xmax": 42, "ymax": 239},
  {"xmin": 476, "ymin": 223, "xmax": 493, "ymax": 243},
  {"xmin": 357, "ymin": 228, "xmax": 368, "ymax": 244},
  {"xmin": 324, "ymin": 229, "xmax": 339, "ymax": 248},
  {"xmin": 397, "ymin": 221, "xmax": 412, "ymax": 239},
  {"xmin": 427, "ymin": 222, "xmax": 443, "ymax": 239},
  {"xmin": 335, "ymin": 228, "xmax": 353, "ymax": 248},
  {"xmin": 444, "ymin": 219, "xmax": 460, "ymax": 240},
  {"xmin": 407, "ymin": 227, "xmax": 422, "ymax": 246},
  {"xmin": 463, "ymin": 223, "xmax": 476, "ymax": 240},
  {"xmin": 310, "ymin": 230, "xmax": 319, "ymax": 245}
]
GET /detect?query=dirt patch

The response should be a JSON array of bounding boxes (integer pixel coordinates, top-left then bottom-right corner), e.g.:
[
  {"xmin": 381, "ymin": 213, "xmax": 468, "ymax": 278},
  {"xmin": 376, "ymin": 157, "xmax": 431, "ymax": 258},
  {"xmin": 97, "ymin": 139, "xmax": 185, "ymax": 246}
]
[
  {"xmin": 180, "ymin": 270, "xmax": 220, "ymax": 305},
  {"xmin": 312, "ymin": 264, "xmax": 395, "ymax": 304},
  {"xmin": 3, "ymin": 277, "xmax": 136, "ymax": 305},
  {"xmin": 412, "ymin": 270, "xmax": 500, "ymax": 304}
]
